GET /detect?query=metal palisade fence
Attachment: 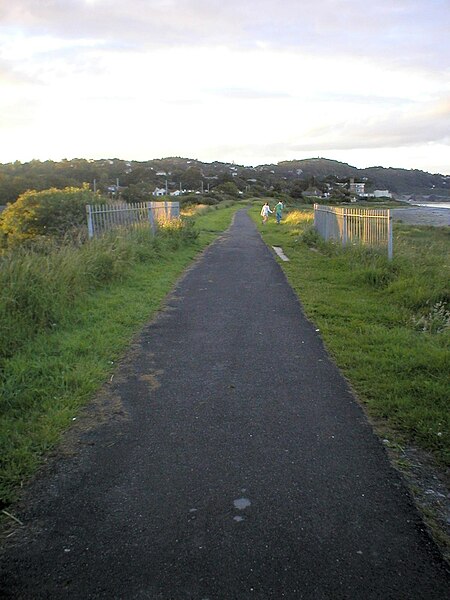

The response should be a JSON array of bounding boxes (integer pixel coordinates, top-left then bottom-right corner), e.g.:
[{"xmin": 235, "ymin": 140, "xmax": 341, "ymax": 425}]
[
  {"xmin": 86, "ymin": 201, "xmax": 180, "ymax": 239},
  {"xmin": 313, "ymin": 204, "xmax": 393, "ymax": 259}
]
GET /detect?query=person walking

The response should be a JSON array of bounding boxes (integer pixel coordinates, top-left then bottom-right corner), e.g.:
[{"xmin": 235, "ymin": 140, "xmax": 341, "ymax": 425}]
[
  {"xmin": 275, "ymin": 200, "xmax": 284, "ymax": 224},
  {"xmin": 260, "ymin": 201, "xmax": 273, "ymax": 224}
]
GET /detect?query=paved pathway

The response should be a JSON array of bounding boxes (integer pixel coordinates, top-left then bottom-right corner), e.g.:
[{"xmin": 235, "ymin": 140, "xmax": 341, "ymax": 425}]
[{"xmin": 1, "ymin": 210, "xmax": 449, "ymax": 599}]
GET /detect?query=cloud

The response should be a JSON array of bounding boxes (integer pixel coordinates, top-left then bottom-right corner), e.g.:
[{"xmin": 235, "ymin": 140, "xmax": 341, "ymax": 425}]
[
  {"xmin": 0, "ymin": 1, "xmax": 448, "ymax": 173},
  {"xmin": 0, "ymin": 59, "xmax": 33, "ymax": 85},
  {"xmin": 293, "ymin": 99, "xmax": 450, "ymax": 151},
  {"xmin": 1, "ymin": 0, "xmax": 449, "ymax": 70},
  {"xmin": 210, "ymin": 88, "xmax": 291, "ymax": 100}
]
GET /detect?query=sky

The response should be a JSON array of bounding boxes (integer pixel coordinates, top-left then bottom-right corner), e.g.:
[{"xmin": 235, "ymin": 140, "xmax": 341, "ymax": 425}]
[{"xmin": 0, "ymin": 0, "xmax": 449, "ymax": 174}]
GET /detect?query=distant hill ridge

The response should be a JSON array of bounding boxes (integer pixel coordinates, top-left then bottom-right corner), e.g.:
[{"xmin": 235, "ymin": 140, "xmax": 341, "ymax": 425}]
[
  {"xmin": 274, "ymin": 158, "xmax": 450, "ymax": 195},
  {"xmin": 0, "ymin": 156, "xmax": 449, "ymax": 203}
]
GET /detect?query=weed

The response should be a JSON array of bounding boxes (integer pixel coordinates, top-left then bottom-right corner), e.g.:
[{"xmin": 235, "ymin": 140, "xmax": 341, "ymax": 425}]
[
  {"xmin": 283, "ymin": 210, "xmax": 314, "ymax": 226},
  {"xmin": 412, "ymin": 301, "xmax": 450, "ymax": 334},
  {"xmin": 301, "ymin": 226, "xmax": 322, "ymax": 248}
]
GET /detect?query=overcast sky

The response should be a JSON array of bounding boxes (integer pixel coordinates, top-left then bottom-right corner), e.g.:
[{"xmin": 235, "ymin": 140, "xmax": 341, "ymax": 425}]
[{"xmin": 1, "ymin": 0, "xmax": 449, "ymax": 173}]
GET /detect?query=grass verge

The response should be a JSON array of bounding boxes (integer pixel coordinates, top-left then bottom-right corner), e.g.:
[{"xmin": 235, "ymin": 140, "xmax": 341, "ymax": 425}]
[
  {"xmin": 0, "ymin": 204, "xmax": 242, "ymax": 508},
  {"xmin": 251, "ymin": 202, "xmax": 449, "ymax": 465}
]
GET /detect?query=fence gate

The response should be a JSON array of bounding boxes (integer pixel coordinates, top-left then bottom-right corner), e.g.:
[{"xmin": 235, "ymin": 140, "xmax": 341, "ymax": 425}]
[
  {"xmin": 313, "ymin": 204, "xmax": 393, "ymax": 259},
  {"xmin": 86, "ymin": 201, "xmax": 180, "ymax": 239}
]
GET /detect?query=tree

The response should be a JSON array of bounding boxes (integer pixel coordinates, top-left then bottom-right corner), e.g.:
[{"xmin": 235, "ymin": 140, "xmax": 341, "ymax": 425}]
[
  {"xmin": 290, "ymin": 180, "xmax": 308, "ymax": 199},
  {"xmin": 0, "ymin": 184, "xmax": 97, "ymax": 245},
  {"xmin": 183, "ymin": 166, "xmax": 203, "ymax": 190},
  {"xmin": 121, "ymin": 183, "xmax": 154, "ymax": 203},
  {"xmin": 214, "ymin": 182, "xmax": 240, "ymax": 198}
]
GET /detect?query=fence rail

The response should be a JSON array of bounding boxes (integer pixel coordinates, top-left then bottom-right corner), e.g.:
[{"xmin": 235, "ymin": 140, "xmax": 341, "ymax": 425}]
[
  {"xmin": 86, "ymin": 201, "xmax": 180, "ymax": 239},
  {"xmin": 314, "ymin": 204, "xmax": 393, "ymax": 259}
]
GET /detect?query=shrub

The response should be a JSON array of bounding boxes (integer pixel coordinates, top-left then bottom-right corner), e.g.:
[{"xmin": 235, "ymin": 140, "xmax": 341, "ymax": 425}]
[
  {"xmin": 301, "ymin": 226, "xmax": 322, "ymax": 247},
  {"xmin": 213, "ymin": 182, "xmax": 240, "ymax": 198},
  {"xmin": 0, "ymin": 184, "xmax": 98, "ymax": 246}
]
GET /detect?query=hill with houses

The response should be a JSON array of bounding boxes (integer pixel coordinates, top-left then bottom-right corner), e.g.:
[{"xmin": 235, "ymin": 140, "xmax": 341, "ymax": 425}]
[{"xmin": 0, "ymin": 157, "xmax": 449, "ymax": 205}]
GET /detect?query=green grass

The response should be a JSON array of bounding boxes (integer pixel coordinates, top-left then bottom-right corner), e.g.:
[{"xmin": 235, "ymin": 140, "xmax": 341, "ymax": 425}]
[
  {"xmin": 251, "ymin": 202, "xmax": 449, "ymax": 465},
  {"xmin": 0, "ymin": 204, "xmax": 243, "ymax": 507}
]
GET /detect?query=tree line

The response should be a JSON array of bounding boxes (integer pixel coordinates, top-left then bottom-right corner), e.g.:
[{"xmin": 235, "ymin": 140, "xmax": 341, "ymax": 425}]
[{"xmin": 1, "ymin": 156, "xmax": 447, "ymax": 208}]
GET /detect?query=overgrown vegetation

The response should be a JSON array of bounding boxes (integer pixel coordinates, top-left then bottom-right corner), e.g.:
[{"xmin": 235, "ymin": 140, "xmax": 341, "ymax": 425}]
[
  {"xmin": 0, "ymin": 185, "xmax": 97, "ymax": 247},
  {"xmin": 0, "ymin": 202, "xmax": 243, "ymax": 508},
  {"xmin": 252, "ymin": 203, "xmax": 450, "ymax": 465}
]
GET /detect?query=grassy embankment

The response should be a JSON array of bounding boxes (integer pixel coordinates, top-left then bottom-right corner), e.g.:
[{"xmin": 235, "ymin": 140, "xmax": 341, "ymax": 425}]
[
  {"xmin": 251, "ymin": 203, "xmax": 449, "ymax": 465},
  {"xmin": 0, "ymin": 202, "xmax": 243, "ymax": 508}
]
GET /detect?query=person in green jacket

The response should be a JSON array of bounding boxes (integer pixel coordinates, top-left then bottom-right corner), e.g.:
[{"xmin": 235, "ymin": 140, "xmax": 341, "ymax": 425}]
[{"xmin": 275, "ymin": 200, "xmax": 284, "ymax": 224}]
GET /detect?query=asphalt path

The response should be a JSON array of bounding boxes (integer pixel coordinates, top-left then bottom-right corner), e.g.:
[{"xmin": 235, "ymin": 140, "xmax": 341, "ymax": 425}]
[{"xmin": 1, "ymin": 210, "xmax": 449, "ymax": 599}]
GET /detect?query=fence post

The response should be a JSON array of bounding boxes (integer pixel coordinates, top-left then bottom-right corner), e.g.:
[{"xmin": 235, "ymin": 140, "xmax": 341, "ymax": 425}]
[
  {"xmin": 387, "ymin": 210, "xmax": 393, "ymax": 260},
  {"xmin": 148, "ymin": 202, "xmax": 156, "ymax": 235},
  {"xmin": 86, "ymin": 205, "xmax": 94, "ymax": 239},
  {"xmin": 342, "ymin": 208, "xmax": 348, "ymax": 246}
]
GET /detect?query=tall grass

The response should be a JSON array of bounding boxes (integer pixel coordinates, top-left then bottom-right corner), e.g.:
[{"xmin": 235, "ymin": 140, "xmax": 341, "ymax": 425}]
[{"xmin": 0, "ymin": 224, "xmax": 196, "ymax": 364}]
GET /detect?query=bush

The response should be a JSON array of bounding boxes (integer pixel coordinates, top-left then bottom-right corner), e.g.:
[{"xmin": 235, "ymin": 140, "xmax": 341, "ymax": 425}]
[
  {"xmin": 213, "ymin": 182, "xmax": 240, "ymax": 198},
  {"xmin": 0, "ymin": 184, "xmax": 98, "ymax": 246},
  {"xmin": 301, "ymin": 226, "xmax": 322, "ymax": 247}
]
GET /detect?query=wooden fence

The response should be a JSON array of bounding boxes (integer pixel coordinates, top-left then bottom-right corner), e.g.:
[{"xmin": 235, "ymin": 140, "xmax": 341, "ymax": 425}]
[
  {"xmin": 86, "ymin": 201, "xmax": 180, "ymax": 239},
  {"xmin": 314, "ymin": 204, "xmax": 393, "ymax": 259}
]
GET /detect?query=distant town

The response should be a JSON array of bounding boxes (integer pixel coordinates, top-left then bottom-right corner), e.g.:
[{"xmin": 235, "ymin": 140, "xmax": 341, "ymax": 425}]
[{"xmin": 1, "ymin": 156, "xmax": 449, "ymax": 208}]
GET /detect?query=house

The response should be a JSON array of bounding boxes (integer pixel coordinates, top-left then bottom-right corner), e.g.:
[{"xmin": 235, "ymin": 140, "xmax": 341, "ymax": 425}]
[
  {"xmin": 153, "ymin": 187, "xmax": 167, "ymax": 197},
  {"xmin": 304, "ymin": 187, "xmax": 322, "ymax": 197},
  {"xmin": 373, "ymin": 190, "xmax": 392, "ymax": 198},
  {"xmin": 349, "ymin": 181, "xmax": 365, "ymax": 195}
]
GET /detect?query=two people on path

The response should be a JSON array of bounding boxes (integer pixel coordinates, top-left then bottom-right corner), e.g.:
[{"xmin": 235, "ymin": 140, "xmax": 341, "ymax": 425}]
[{"xmin": 261, "ymin": 200, "xmax": 284, "ymax": 224}]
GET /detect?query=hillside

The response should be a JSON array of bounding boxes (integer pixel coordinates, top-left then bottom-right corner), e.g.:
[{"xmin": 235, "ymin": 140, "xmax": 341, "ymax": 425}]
[
  {"xmin": 0, "ymin": 157, "xmax": 449, "ymax": 204},
  {"xmin": 274, "ymin": 158, "xmax": 450, "ymax": 196},
  {"xmin": 277, "ymin": 158, "xmax": 358, "ymax": 179}
]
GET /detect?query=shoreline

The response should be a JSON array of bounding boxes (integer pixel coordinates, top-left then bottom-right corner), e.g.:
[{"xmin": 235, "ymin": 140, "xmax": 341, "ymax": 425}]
[{"xmin": 392, "ymin": 204, "xmax": 450, "ymax": 227}]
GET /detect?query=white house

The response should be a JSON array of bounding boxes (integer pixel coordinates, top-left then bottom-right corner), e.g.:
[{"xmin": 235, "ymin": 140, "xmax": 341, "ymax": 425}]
[
  {"xmin": 349, "ymin": 182, "xmax": 365, "ymax": 195},
  {"xmin": 373, "ymin": 190, "xmax": 392, "ymax": 198},
  {"xmin": 153, "ymin": 187, "xmax": 166, "ymax": 197}
]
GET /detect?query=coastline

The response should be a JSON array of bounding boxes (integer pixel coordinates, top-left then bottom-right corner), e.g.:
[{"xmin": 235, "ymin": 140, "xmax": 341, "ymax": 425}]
[{"xmin": 392, "ymin": 203, "xmax": 450, "ymax": 227}]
